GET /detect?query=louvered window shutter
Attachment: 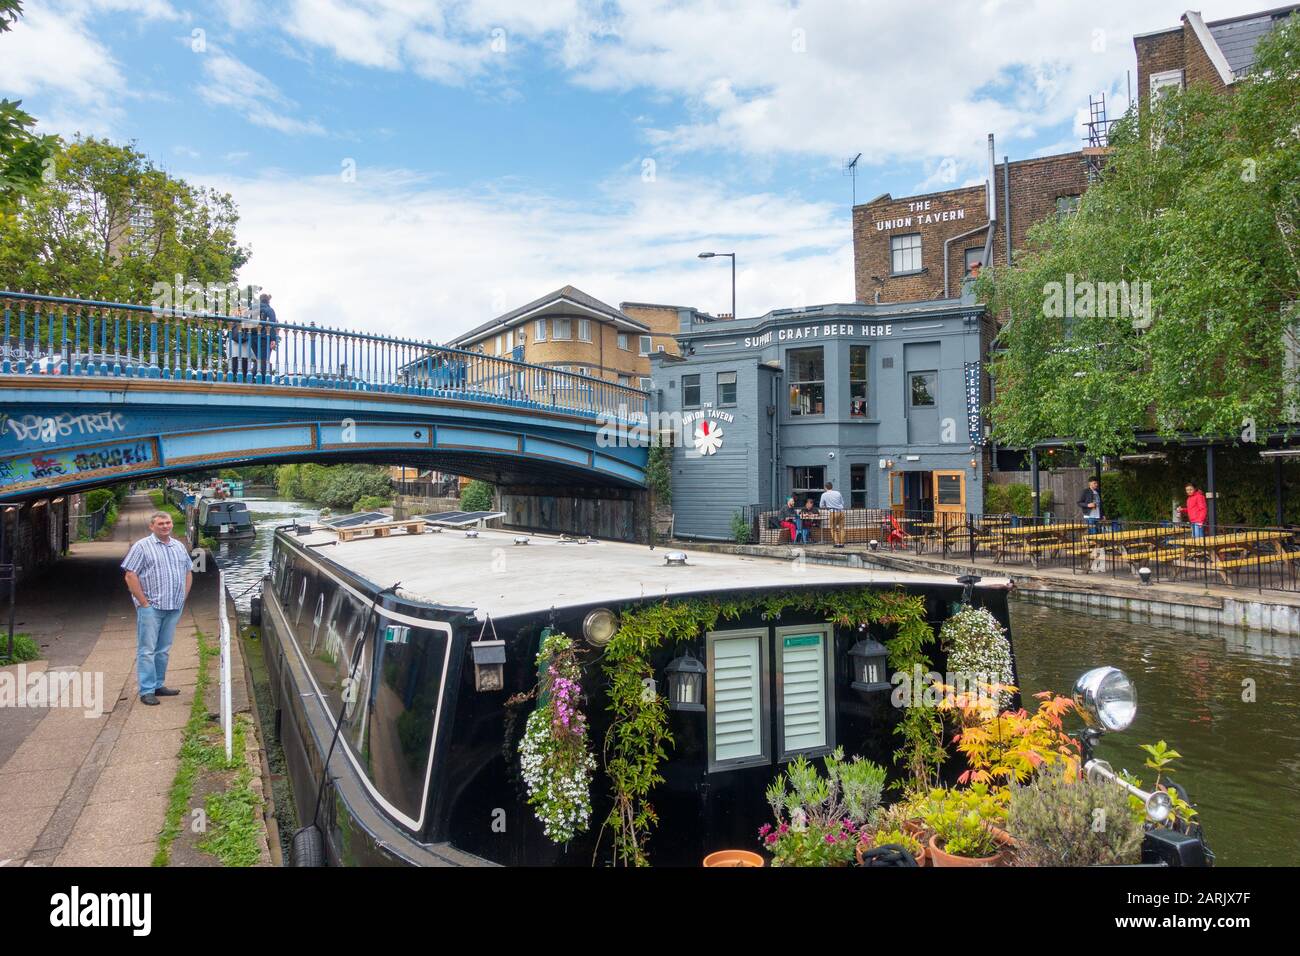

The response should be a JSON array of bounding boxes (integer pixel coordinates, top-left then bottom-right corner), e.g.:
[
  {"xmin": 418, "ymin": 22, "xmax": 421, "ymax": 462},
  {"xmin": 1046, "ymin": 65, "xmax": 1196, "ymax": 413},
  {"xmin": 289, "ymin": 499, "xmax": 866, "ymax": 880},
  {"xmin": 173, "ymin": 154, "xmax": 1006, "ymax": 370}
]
[
  {"xmin": 781, "ymin": 632, "xmax": 827, "ymax": 754},
  {"xmin": 712, "ymin": 635, "xmax": 763, "ymax": 763}
]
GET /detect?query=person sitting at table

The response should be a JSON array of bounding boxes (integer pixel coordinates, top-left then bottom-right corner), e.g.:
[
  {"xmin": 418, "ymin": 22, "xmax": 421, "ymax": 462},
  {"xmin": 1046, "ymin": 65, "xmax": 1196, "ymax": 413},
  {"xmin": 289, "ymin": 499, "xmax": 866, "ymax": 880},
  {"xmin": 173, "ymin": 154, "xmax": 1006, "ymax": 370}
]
[
  {"xmin": 779, "ymin": 496, "xmax": 808, "ymax": 544},
  {"xmin": 800, "ymin": 499, "xmax": 820, "ymax": 541},
  {"xmin": 1179, "ymin": 483, "xmax": 1208, "ymax": 538}
]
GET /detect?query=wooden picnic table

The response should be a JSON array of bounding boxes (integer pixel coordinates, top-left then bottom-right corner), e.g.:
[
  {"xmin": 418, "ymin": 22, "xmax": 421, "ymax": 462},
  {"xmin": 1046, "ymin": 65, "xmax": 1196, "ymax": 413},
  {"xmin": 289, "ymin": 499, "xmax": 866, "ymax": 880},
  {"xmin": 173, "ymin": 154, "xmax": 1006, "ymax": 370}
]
[
  {"xmin": 991, "ymin": 522, "xmax": 1089, "ymax": 537},
  {"xmin": 989, "ymin": 523, "xmax": 1089, "ymax": 565},
  {"xmin": 1166, "ymin": 530, "xmax": 1297, "ymax": 583}
]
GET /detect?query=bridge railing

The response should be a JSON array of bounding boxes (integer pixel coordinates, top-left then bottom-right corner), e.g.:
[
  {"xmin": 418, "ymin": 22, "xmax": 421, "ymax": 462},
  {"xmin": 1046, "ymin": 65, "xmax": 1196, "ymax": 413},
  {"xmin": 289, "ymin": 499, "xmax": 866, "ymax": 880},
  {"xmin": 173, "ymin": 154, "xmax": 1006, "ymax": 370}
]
[{"xmin": 0, "ymin": 291, "xmax": 649, "ymax": 422}]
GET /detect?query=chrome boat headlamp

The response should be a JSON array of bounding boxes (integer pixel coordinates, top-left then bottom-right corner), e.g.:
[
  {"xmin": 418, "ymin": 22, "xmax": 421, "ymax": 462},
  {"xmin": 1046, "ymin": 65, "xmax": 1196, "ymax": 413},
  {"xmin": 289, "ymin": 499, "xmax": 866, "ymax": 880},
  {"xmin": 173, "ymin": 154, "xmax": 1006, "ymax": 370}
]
[{"xmin": 1073, "ymin": 665, "xmax": 1137, "ymax": 733}]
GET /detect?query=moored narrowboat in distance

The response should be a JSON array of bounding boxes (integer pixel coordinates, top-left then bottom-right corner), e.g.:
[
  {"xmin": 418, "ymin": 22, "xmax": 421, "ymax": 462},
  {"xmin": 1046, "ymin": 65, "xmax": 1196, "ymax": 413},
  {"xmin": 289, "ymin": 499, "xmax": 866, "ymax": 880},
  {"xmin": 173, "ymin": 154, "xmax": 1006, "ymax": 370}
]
[
  {"xmin": 198, "ymin": 497, "xmax": 256, "ymax": 540},
  {"xmin": 256, "ymin": 523, "xmax": 1212, "ymax": 867}
]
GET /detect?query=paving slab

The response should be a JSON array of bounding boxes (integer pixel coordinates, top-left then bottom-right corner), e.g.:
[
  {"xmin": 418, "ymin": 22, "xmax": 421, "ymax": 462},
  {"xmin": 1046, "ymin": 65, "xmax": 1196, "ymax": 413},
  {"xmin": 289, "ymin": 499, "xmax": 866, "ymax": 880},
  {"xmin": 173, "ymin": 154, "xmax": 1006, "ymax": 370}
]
[
  {"xmin": 66, "ymin": 794, "xmax": 168, "ymax": 849},
  {"xmin": 88, "ymin": 758, "xmax": 179, "ymax": 803},
  {"xmin": 0, "ymin": 767, "xmax": 76, "ymax": 809},
  {"xmin": 109, "ymin": 729, "xmax": 184, "ymax": 766}
]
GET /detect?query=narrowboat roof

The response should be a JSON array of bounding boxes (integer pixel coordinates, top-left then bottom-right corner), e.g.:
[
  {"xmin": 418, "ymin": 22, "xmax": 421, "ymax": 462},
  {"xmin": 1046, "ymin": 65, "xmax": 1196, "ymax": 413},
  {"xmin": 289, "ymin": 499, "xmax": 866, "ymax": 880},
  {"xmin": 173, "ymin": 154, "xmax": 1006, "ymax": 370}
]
[{"xmin": 282, "ymin": 526, "xmax": 1011, "ymax": 619}]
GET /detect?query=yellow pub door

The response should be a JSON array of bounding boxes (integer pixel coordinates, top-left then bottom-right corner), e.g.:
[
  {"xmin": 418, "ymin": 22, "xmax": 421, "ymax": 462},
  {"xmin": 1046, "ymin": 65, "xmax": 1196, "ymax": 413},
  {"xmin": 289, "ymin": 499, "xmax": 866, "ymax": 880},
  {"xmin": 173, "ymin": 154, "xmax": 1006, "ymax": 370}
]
[{"xmin": 933, "ymin": 471, "xmax": 966, "ymax": 528}]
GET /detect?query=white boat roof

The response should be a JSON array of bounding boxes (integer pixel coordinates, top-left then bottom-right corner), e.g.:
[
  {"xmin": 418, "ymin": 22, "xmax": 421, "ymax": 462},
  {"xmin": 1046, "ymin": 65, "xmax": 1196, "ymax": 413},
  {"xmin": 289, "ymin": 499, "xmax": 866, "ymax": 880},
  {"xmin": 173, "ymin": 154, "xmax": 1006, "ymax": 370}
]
[{"xmin": 285, "ymin": 526, "xmax": 1011, "ymax": 619}]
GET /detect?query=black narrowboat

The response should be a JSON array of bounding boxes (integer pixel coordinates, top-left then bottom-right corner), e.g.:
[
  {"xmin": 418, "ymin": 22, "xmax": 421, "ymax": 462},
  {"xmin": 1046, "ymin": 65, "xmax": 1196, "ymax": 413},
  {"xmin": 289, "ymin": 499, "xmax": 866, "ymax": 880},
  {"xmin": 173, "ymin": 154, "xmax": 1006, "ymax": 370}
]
[
  {"xmin": 197, "ymin": 497, "xmax": 256, "ymax": 540},
  {"xmin": 257, "ymin": 524, "xmax": 1211, "ymax": 867}
]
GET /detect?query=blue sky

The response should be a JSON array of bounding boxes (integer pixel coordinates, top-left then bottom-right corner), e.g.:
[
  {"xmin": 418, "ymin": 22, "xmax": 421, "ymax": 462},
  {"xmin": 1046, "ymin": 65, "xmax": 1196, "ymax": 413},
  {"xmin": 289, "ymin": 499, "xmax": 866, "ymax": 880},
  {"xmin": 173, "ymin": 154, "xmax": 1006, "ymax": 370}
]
[{"xmin": 0, "ymin": 0, "xmax": 1271, "ymax": 339}]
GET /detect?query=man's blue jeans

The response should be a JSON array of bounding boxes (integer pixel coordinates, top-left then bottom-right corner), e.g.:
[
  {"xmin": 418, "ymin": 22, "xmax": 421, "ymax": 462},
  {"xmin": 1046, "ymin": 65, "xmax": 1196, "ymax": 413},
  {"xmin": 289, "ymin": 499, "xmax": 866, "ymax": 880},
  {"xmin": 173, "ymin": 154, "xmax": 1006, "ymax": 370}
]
[{"xmin": 136, "ymin": 605, "xmax": 182, "ymax": 696}]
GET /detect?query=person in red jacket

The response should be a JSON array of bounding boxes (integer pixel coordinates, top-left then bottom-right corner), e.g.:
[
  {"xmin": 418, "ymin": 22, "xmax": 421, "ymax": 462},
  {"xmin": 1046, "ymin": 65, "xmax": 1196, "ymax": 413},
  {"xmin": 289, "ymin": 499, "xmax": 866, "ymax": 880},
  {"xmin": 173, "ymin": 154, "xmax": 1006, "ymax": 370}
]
[{"xmin": 1179, "ymin": 483, "xmax": 1208, "ymax": 538}]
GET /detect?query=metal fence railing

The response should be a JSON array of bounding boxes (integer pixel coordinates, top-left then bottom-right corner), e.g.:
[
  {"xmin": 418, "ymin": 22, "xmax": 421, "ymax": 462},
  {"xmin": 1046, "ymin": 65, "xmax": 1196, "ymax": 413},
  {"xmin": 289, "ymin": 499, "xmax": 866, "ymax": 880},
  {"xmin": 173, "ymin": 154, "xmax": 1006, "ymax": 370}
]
[
  {"xmin": 74, "ymin": 502, "xmax": 111, "ymax": 540},
  {"xmin": 737, "ymin": 505, "xmax": 1300, "ymax": 594},
  {"xmin": 1, "ymin": 291, "xmax": 648, "ymax": 422}
]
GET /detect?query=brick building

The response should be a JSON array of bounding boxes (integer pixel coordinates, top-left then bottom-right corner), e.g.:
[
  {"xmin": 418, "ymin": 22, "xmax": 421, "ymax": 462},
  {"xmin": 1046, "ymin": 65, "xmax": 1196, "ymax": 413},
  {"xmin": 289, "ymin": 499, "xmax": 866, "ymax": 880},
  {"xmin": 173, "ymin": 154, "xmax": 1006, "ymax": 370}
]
[
  {"xmin": 852, "ymin": 148, "xmax": 1090, "ymax": 308},
  {"xmin": 1134, "ymin": 5, "xmax": 1299, "ymax": 107},
  {"xmin": 448, "ymin": 285, "xmax": 680, "ymax": 389}
]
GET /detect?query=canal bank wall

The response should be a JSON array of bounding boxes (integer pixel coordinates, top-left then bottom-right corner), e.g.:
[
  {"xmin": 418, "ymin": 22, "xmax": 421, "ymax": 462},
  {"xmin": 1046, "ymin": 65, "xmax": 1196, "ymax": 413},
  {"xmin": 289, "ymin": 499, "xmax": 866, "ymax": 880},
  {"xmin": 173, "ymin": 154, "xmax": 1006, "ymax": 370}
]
[{"xmin": 680, "ymin": 541, "xmax": 1300, "ymax": 637}]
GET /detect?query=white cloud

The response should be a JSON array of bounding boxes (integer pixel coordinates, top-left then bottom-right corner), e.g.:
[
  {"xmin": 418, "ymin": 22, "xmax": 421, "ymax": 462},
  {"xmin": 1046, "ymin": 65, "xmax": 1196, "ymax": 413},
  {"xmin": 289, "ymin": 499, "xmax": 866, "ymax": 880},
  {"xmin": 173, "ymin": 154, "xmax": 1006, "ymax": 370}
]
[
  {"xmin": 0, "ymin": 3, "xmax": 130, "ymax": 136},
  {"xmin": 212, "ymin": 166, "xmax": 851, "ymax": 340},
  {"xmin": 270, "ymin": 0, "xmax": 1274, "ymax": 174},
  {"xmin": 197, "ymin": 50, "xmax": 327, "ymax": 135}
]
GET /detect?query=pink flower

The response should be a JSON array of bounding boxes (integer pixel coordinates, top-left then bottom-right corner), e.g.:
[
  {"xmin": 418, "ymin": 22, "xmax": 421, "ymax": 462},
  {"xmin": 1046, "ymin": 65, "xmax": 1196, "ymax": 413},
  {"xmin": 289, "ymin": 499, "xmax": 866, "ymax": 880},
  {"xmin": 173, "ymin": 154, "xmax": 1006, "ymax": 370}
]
[
  {"xmin": 824, "ymin": 833, "xmax": 836, "ymax": 844},
  {"xmin": 759, "ymin": 824, "xmax": 771, "ymax": 837},
  {"xmin": 765, "ymin": 833, "xmax": 778, "ymax": 845}
]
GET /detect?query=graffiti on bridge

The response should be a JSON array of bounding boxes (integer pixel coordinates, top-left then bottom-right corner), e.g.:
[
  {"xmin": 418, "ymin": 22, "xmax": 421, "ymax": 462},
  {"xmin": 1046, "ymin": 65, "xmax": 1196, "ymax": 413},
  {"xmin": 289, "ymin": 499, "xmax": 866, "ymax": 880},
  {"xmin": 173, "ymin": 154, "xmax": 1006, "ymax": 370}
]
[
  {"xmin": 0, "ymin": 440, "xmax": 156, "ymax": 492},
  {"xmin": 0, "ymin": 410, "xmax": 128, "ymax": 444}
]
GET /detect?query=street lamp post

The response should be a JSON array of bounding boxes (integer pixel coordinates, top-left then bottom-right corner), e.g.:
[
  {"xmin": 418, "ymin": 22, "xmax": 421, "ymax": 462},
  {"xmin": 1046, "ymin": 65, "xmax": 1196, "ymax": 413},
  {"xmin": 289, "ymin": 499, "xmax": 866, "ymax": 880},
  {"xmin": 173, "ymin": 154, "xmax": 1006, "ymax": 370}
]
[{"xmin": 697, "ymin": 252, "xmax": 736, "ymax": 320}]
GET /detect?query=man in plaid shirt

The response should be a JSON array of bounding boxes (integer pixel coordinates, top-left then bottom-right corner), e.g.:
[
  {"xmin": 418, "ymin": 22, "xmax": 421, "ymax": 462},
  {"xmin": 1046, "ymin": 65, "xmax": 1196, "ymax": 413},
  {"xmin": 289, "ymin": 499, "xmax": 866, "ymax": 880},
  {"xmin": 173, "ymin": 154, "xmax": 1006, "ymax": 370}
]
[{"xmin": 121, "ymin": 512, "xmax": 193, "ymax": 705}]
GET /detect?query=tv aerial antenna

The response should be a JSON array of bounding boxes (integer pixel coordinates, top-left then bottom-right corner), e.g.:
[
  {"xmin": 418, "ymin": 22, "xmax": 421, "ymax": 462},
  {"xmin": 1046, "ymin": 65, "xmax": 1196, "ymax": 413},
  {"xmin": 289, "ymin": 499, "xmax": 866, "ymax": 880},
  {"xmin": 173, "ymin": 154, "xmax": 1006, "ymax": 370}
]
[{"xmin": 842, "ymin": 152, "xmax": 862, "ymax": 206}]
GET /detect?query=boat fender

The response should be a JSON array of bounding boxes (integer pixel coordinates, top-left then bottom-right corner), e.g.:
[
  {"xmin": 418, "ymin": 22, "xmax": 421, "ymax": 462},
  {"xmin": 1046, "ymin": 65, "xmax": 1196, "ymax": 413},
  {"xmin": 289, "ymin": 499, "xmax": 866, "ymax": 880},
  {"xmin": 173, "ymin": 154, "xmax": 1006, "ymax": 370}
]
[
  {"xmin": 249, "ymin": 596, "xmax": 262, "ymax": 627},
  {"xmin": 290, "ymin": 825, "xmax": 325, "ymax": 867}
]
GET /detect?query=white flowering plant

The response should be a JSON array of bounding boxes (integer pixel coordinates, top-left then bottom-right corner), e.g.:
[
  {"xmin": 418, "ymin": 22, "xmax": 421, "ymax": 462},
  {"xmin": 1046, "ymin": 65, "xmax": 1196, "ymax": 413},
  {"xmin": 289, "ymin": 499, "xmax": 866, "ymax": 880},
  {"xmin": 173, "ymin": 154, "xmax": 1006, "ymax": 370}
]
[
  {"xmin": 940, "ymin": 605, "xmax": 1015, "ymax": 710},
  {"xmin": 518, "ymin": 632, "xmax": 597, "ymax": 844}
]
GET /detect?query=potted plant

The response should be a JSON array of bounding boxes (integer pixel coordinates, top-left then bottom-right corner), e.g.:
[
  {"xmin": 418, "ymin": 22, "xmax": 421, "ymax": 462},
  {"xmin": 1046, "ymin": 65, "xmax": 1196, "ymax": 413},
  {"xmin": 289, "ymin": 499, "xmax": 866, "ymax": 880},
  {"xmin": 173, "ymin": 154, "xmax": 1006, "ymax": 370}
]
[
  {"xmin": 919, "ymin": 785, "xmax": 1008, "ymax": 867},
  {"xmin": 759, "ymin": 748, "xmax": 886, "ymax": 866},
  {"xmin": 1006, "ymin": 764, "xmax": 1143, "ymax": 866},
  {"xmin": 939, "ymin": 605, "xmax": 1015, "ymax": 710}
]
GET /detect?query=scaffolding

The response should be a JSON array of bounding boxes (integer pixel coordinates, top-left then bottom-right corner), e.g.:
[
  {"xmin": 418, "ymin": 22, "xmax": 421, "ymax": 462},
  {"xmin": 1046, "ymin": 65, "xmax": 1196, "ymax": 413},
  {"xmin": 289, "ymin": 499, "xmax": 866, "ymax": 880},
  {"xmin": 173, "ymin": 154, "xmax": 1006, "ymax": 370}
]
[{"xmin": 1083, "ymin": 93, "xmax": 1117, "ymax": 181}]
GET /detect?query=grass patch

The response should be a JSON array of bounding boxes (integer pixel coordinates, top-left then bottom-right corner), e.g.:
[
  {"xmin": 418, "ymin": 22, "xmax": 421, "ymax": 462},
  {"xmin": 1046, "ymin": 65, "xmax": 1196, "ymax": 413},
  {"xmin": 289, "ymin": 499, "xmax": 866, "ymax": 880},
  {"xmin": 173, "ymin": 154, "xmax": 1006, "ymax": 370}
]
[
  {"xmin": 0, "ymin": 632, "xmax": 41, "ymax": 664},
  {"xmin": 197, "ymin": 715, "xmax": 263, "ymax": 866},
  {"xmin": 154, "ymin": 628, "xmax": 264, "ymax": 867}
]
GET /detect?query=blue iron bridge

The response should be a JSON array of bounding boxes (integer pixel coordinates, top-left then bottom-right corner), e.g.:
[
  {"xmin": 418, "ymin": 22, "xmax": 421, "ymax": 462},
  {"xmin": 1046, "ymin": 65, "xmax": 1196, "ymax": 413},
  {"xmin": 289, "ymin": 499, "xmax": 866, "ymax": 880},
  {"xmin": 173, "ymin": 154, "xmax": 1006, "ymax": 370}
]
[{"xmin": 0, "ymin": 291, "xmax": 650, "ymax": 502}]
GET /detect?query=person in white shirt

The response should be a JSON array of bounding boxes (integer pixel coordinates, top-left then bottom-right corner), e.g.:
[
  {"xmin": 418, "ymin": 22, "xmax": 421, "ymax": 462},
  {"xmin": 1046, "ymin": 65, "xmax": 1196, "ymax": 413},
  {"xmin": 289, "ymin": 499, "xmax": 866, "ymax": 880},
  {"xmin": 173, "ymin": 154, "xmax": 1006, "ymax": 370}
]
[{"xmin": 818, "ymin": 481, "xmax": 846, "ymax": 548}]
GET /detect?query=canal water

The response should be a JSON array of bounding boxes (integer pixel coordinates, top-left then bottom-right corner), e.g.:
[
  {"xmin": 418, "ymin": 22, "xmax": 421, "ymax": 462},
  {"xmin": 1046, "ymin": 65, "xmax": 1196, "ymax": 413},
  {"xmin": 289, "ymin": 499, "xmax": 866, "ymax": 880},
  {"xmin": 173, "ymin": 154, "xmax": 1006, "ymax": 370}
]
[{"xmin": 213, "ymin": 497, "xmax": 1300, "ymax": 866}]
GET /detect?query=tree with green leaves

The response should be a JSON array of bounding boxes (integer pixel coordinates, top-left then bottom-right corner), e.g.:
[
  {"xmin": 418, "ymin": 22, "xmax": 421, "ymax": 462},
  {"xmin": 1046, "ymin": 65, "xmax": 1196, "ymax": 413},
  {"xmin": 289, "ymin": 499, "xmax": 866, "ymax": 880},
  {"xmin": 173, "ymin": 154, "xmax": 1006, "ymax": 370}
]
[
  {"xmin": 980, "ymin": 14, "xmax": 1300, "ymax": 460},
  {"xmin": 0, "ymin": 1, "xmax": 58, "ymax": 214},
  {"xmin": 0, "ymin": 137, "xmax": 249, "ymax": 303}
]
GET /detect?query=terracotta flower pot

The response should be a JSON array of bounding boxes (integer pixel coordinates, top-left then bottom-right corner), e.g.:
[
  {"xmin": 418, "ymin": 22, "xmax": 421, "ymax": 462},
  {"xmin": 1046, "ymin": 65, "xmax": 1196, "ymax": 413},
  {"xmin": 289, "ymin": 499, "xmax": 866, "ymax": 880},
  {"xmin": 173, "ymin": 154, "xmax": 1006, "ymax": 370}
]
[
  {"xmin": 703, "ymin": 849, "xmax": 765, "ymax": 867},
  {"xmin": 927, "ymin": 833, "xmax": 1004, "ymax": 868}
]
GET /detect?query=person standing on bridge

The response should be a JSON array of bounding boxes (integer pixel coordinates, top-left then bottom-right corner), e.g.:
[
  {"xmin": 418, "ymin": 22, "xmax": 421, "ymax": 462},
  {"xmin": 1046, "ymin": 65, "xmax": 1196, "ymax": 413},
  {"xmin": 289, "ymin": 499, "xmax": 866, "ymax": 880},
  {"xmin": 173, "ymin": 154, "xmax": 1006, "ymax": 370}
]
[
  {"xmin": 121, "ymin": 512, "xmax": 193, "ymax": 706},
  {"xmin": 254, "ymin": 292, "xmax": 278, "ymax": 374}
]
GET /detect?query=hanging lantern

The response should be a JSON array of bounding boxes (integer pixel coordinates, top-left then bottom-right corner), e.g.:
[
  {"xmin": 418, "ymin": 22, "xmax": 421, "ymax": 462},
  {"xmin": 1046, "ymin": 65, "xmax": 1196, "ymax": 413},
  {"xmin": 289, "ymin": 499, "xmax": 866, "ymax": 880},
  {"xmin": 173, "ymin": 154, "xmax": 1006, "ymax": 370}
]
[
  {"xmin": 848, "ymin": 637, "xmax": 891, "ymax": 694},
  {"xmin": 664, "ymin": 649, "xmax": 706, "ymax": 711},
  {"xmin": 471, "ymin": 615, "xmax": 505, "ymax": 692}
]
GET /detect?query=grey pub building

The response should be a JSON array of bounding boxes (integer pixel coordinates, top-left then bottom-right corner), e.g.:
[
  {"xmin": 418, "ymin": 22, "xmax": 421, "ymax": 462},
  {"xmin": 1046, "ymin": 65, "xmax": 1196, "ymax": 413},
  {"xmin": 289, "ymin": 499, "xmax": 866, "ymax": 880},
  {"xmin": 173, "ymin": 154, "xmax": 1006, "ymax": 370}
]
[{"xmin": 654, "ymin": 288, "xmax": 993, "ymax": 541}]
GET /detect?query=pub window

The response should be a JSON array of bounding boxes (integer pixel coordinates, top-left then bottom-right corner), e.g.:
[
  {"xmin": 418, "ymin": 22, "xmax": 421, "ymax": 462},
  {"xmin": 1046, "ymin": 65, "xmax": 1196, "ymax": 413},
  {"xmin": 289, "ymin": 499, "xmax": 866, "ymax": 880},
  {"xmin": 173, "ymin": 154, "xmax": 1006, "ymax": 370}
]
[
  {"xmin": 849, "ymin": 345, "xmax": 869, "ymax": 417},
  {"xmin": 617, "ymin": 332, "xmax": 630, "ymax": 351},
  {"xmin": 1055, "ymin": 195, "xmax": 1081, "ymax": 220},
  {"xmin": 706, "ymin": 628, "xmax": 770, "ymax": 772},
  {"xmin": 890, "ymin": 233, "xmax": 922, "ymax": 274},
  {"xmin": 553, "ymin": 318, "xmax": 572, "ymax": 340},
  {"xmin": 717, "ymin": 370, "xmax": 737, "ymax": 406},
  {"xmin": 578, "ymin": 319, "xmax": 592, "ymax": 342},
  {"xmin": 791, "ymin": 465, "xmax": 825, "ymax": 504},
  {"xmin": 618, "ymin": 374, "xmax": 630, "ymax": 386},
  {"xmin": 851, "ymin": 463, "xmax": 867, "ymax": 509},
  {"xmin": 910, "ymin": 370, "xmax": 937, "ymax": 407},
  {"xmin": 638, "ymin": 377, "xmax": 652, "ymax": 391},
  {"xmin": 682, "ymin": 374, "xmax": 701, "ymax": 407},
  {"xmin": 964, "ymin": 247, "xmax": 985, "ymax": 275},
  {"xmin": 1149, "ymin": 69, "xmax": 1183, "ymax": 104},
  {"xmin": 639, "ymin": 335, "xmax": 653, "ymax": 356},
  {"xmin": 788, "ymin": 347, "xmax": 825, "ymax": 415},
  {"xmin": 775, "ymin": 625, "xmax": 834, "ymax": 760},
  {"xmin": 535, "ymin": 318, "xmax": 547, "ymax": 342}
]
